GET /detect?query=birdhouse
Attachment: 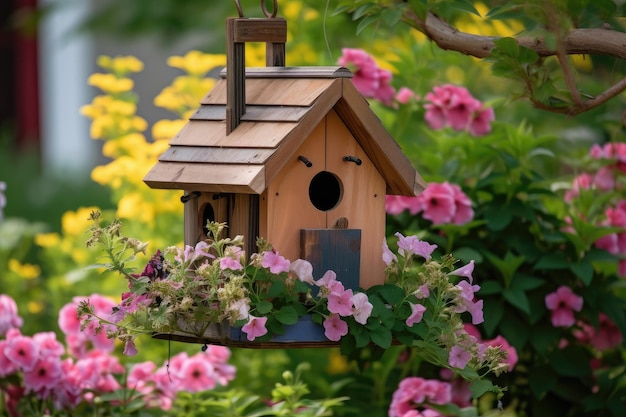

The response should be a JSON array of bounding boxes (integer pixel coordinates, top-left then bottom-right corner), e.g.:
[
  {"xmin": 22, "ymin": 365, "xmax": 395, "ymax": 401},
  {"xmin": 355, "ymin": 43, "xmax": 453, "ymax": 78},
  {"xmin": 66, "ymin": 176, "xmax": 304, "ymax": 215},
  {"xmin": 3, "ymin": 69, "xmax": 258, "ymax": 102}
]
[{"xmin": 143, "ymin": 16, "xmax": 424, "ymax": 292}]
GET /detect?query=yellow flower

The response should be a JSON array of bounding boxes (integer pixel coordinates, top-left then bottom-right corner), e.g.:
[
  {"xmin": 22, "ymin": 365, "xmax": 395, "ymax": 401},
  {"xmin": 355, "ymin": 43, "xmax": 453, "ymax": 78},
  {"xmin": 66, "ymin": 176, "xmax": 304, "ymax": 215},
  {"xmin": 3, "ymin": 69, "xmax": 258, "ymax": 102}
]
[
  {"xmin": 27, "ymin": 301, "xmax": 44, "ymax": 314},
  {"xmin": 445, "ymin": 66, "xmax": 466, "ymax": 84},
  {"xmin": 152, "ymin": 119, "xmax": 186, "ymax": 141},
  {"xmin": 286, "ymin": 43, "xmax": 319, "ymax": 65},
  {"xmin": 88, "ymin": 73, "xmax": 135, "ymax": 94},
  {"xmin": 245, "ymin": 43, "xmax": 266, "ymax": 67},
  {"xmin": 167, "ymin": 50, "xmax": 226, "ymax": 76},
  {"xmin": 35, "ymin": 232, "xmax": 60, "ymax": 248},
  {"xmin": 97, "ymin": 55, "xmax": 144, "ymax": 75},
  {"xmin": 327, "ymin": 349, "xmax": 351, "ymax": 374},
  {"xmin": 102, "ymin": 133, "xmax": 147, "ymax": 158},
  {"xmin": 62, "ymin": 207, "xmax": 101, "ymax": 236},
  {"xmin": 8, "ymin": 259, "xmax": 41, "ymax": 280},
  {"xmin": 117, "ymin": 192, "xmax": 155, "ymax": 223},
  {"xmin": 571, "ymin": 54, "xmax": 593, "ymax": 72}
]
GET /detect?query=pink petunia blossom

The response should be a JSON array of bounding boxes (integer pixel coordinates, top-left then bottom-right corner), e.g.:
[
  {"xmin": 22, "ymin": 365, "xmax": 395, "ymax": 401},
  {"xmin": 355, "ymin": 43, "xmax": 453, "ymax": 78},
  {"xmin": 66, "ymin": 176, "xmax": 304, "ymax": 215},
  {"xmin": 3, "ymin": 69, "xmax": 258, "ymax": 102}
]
[
  {"xmin": 448, "ymin": 345, "xmax": 472, "ymax": 369},
  {"xmin": 424, "ymin": 84, "xmax": 494, "ymax": 136},
  {"xmin": 4, "ymin": 334, "xmax": 39, "ymax": 371},
  {"xmin": 316, "ymin": 270, "xmax": 337, "ymax": 288},
  {"xmin": 396, "ymin": 87, "xmax": 416, "ymax": 104},
  {"xmin": 419, "ymin": 183, "xmax": 456, "ymax": 224},
  {"xmin": 454, "ymin": 281, "xmax": 484, "ymax": 324},
  {"xmin": 176, "ymin": 354, "xmax": 217, "ymax": 392},
  {"xmin": 0, "ymin": 340, "xmax": 19, "ymax": 377},
  {"xmin": 388, "ymin": 377, "xmax": 451, "ymax": 417},
  {"xmin": 219, "ymin": 256, "xmax": 243, "ymax": 271},
  {"xmin": 0, "ymin": 295, "xmax": 23, "ymax": 336},
  {"xmin": 545, "ymin": 286, "xmax": 583, "ymax": 327},
  {"xmin": 23, "ymin": 356, "xmax": 63, "ymax": 394},
  {"xmin": 382, "ymin": 238, "xmax": 398, "ymax": 266},
  {"xmin": 448, "ymin": 260, "xmax": 475, "ymax": 283},
  {"xmin": 327, "ymin": 288, "xmax": 354, "ymax": 317},
  {"xmin": 414, "ymin": 284, "xmax": 430, "ymax": 299},
  {"xmin": 289, "ymin": 259, "xmax": 315, "ymax": 284},
  {"xmin": 338, "ymin": 48, "xmax": 396, "ymax": 106},
  {"xmin": 241, "ymin": 315, "xmax": 268, "ymax": 341},
  {"xmin": 574, "ymin": 313, "xmax": 623, "ymax": 351},
  {"xmin": 32, "ymin": 332, "xmax": 65, "ymax": 358},
  {"xmin": 351, "ymin": 293, "xmax": 373, "ymax": 325},
  {"xmin": 449, "ymin": 183, "xmax": 474, "ymax": 225},
  {"xmin": 261, "ymin": 250, "xmax": 291, "ymax": 274},
  {"xmin": 123, "ymin": 339, "xmax": 138, "ymax": 356},
  {"xmin": 406, "ymin": 303, "xmax": 427, "ymax": 327},
  {"xmin": 323, "ymin": 314, "xmax": 348, "ymax": 341},
  {"xmin": 394, "ymin": 232, "xmax": 437, "ymax": 260}
]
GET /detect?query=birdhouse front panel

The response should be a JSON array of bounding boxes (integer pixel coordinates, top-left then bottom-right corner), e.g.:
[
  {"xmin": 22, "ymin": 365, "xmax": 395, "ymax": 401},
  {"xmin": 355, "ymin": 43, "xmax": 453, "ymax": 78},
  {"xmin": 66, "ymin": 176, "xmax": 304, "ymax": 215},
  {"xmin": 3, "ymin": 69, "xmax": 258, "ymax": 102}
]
[{"xmin": 261, "ymin": 109, "xmax": 385, "ymax": 288}]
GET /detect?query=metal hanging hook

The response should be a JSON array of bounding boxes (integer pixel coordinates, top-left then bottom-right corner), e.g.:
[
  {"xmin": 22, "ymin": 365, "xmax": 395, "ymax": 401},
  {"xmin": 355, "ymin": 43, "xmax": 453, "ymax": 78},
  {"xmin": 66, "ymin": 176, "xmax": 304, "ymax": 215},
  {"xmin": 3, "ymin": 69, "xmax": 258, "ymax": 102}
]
[
  {"xmin": 261, "ymin": 0, "xmax": 278, "ymax": 18},
  {"xmin": 233, "ymin": 0, "xmax": 244, "ymax": 17}
]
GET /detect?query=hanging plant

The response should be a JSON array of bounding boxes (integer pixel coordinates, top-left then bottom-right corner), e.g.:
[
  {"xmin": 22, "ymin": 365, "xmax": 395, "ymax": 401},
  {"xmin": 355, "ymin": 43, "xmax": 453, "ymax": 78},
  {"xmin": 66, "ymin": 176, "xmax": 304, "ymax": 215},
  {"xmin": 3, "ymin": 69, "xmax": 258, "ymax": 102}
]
[{"xmin": 78, "ymin": 211, "xmax": 508, "ymax": 396}]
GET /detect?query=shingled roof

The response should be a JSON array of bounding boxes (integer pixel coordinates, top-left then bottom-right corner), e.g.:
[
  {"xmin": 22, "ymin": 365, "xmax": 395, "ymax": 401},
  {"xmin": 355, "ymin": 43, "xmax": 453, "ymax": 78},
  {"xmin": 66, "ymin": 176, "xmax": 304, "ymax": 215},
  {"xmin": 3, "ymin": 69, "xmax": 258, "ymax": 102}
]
[{"xmin": 143, "ymin": 66, "xmax": 424, "ymax": 196}]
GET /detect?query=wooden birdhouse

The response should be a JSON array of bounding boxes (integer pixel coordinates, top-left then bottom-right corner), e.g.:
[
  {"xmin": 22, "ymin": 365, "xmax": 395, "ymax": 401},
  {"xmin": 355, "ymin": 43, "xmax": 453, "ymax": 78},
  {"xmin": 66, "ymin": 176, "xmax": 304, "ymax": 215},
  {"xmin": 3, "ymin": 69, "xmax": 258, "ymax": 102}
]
[{"xmin": 143, "ymin": 17, "xmax": 424, "ymax": 292}]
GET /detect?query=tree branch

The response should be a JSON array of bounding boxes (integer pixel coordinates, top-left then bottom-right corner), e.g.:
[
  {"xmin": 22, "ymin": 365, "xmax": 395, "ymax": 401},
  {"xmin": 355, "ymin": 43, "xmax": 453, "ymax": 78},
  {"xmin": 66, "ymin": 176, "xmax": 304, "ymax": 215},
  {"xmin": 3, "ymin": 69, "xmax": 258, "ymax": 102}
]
[{"xmin": 402, "ymin": 9, "xmax": 626, "ymax": 115}]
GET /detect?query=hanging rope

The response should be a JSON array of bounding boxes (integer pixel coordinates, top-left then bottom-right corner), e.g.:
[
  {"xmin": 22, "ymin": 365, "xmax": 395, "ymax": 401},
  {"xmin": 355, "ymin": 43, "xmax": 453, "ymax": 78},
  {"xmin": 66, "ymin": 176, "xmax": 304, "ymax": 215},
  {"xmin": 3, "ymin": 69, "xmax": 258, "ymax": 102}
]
[
  {"xmin": 233, "ymin": 0, "xmax": 278, "ymax": 18},
  {"xmin": 261, "ymin": 0, "xmax": 278, "ymax": 18}
]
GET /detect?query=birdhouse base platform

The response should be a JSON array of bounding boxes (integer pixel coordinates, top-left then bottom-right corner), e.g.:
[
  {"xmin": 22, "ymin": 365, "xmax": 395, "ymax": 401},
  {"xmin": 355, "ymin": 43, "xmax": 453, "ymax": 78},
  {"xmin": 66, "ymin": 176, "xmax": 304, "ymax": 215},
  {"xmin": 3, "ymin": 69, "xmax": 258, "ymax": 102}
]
[{"xmin": 152, "ymin": 315, "xmax": 339, "ymax": 348}]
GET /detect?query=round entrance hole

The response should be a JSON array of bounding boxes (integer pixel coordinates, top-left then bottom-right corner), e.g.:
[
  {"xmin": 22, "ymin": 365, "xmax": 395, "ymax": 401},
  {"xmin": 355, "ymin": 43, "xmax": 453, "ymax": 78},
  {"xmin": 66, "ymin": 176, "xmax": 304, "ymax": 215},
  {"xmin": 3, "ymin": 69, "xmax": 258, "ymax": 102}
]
[
  {"xmin": 309, "ymin": 171, "xmax": 342, "ymax": 211},
  {"xmin": 201, "ymin": 202, "xmax": 215, "ymax": 236}
]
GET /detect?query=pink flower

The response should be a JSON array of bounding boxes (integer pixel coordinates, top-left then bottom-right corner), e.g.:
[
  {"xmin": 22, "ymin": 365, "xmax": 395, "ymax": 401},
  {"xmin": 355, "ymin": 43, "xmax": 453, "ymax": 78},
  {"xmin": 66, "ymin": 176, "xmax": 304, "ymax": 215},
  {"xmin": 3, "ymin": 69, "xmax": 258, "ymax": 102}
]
[
  {"xmin": 316, "ymin": 270, "xmax": 337, "ymax": 288},
  {"xmin": 338, "ymin": 48, "xmax": 396, "ymax": 106},
  {"xmin": 323, "ymin": 314, "xmax": 348, "ymax": 341},
  {"xmin": 261, "ymin": 250, "xmax": 290, "ymax": 274},
  {"xmin": 574, "ymin": 313, "xmax": 623, "ymax": 351},
  {"xmin": 219, "ymin": 256, "xmax": 243, "ymax": 271},
  {"xmin": 351, "ymin": 293, "xmax": 373, "ymax": 324},
  {"xmin": 385, "ymin": 195, "xmax": 411, "ymax": 215},
  {"xmin": 396, "ymin": 87, "xmax": 416, "ymax": 104},
  {"xmin": 382, "ymin": 238, "xmax": 398, "ymax": 266},
  {"xmin": 328, "ymin": 288, "xmax": 354, "ymax": 317},
  {"xmin": 406, "ymin": 303, "xmax": 426, "ymax": 327},
  {"xmin": 448, "ymin": 345, "xmax": 472, "ymax": 369},
  {"xmin": 388, "ymin": 377, "xmax": 451, "ymax": 417},
  {"xmin": 123, "ymin": 339, "xmax": 138, "ymax": 356},
  {"xmin": 4, "ymin": 334, "xmax": 39, "ymax": 371},
  {"xmin": 0, "ymin": 340, "xmax": 19, "ymax": 377},
  {"xmin": 448, "ymin": 260, "xmax": 475, "ymax": 283},
  {"xmin": 484, "ymin": 335, "xmax": 518, "ymax": 371},
  {"xmin": 241, "ymin": 315, "xmax": 268, "ymax": 341},
  {"xmin": 454, "ymin": 281, "xmax": 484, "ymax": 324},
  {"xmin": 469, "ymin": 107, "xmax": 495, "ymax": 136},
  {"xmin": 414, "ymin": 284, "xmax": 430, "ymax": 299},
  {"xmin": 424, "ymin": 84, "xmax": 493, "ymax": 136},
  {"xmin": 0, "ymin": 295, "xmax": 23, "ymax": 336},
  {"xmin": 23, "ymin": 356, "xmax": 63, "ymax": 393},
  {"xmin": 394, "ymin": 232, "xmax": 437, "ymax": 259},
  {"xmin": 176, "ymin": 354, "xmax": 217, "ymax": 392},
  {"xmin": 545, "ymin": 286, "xmax": 583, "ymax": 327},
  {"xmin": 449, "ymin": 183, "xmax": 474, "ymax": 225},
  {"xmin": 289, "ymin": 259, "xmax": 315, "ymax": 284},
  {"xmin": 419, "ymin": 183, "xmax": 456, "ymax": 224},
  {"xmin": 32, "ymin": 332, "xmax": 65, "ymax": 358}
]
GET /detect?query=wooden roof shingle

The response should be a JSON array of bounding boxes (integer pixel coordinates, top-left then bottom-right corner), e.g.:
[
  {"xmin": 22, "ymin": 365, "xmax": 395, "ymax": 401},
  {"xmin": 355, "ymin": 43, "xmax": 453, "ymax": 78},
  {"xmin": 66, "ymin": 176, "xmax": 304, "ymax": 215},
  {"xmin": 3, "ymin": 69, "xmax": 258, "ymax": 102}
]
[{"xmin": 144, "ymin": 66, "xmax": 424, "ymax": 196}]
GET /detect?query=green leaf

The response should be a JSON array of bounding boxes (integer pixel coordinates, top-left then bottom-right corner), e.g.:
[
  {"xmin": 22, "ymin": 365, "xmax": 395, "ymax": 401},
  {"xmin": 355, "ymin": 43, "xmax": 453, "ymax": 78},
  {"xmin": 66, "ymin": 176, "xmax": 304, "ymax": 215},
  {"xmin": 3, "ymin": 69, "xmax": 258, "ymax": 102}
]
[
  {"xmin": 528, "ymin": 366, "xmax": 558, "ymax": 397},
  {"xmin": 381, "ymin": 7, "xmax": 404, "ymax": 26},
  {"xmin": 356, "ymin": 15, "xmax": 378, "ymax": 35},
  {"xmin": 570, "ymin": 260, "xmax": 594, "ymax": 285},
  {"xmin": 493, "ymin": 37, "xmax": 519, "ymax": 57},
  {"xmin": 378, "ymin": 284, "xmax": 405, "ymax": 306},
  {"xmin": 370, "ymin": 326, "xmax": 392, "ymax": 349},
  {"xmin": 548, "ymin": 345, "xmax": 591, "ymax": 377},
  {"xmin": 478, "ymin": 281, "xmax": 502, "ymax": 295},
  {"xmin": 255, "ymin": 300, "xmax": 273, "ymax": 315},
  {"xmin": 275, "ymin": 306, "xmax": 298, "ymax": 325},
  {"xmin": 469, "ymin": 379, "xmax": 495, "ymax": 398},
  {"xmin": 503, "ymin": 288, "xmax": 530, "ymax": 314}
]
